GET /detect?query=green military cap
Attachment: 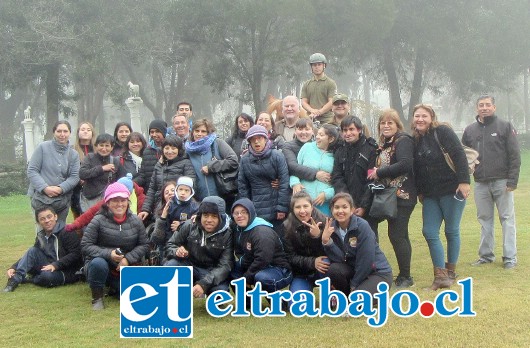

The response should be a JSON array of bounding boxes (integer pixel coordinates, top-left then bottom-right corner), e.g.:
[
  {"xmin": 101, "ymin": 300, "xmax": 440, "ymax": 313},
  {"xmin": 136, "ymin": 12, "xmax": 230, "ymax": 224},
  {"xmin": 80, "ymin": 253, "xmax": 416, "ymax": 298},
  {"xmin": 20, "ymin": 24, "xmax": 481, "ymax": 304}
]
[{"xmin": 332, "ymin": 93, "xmax": 349, "ymax": 104}]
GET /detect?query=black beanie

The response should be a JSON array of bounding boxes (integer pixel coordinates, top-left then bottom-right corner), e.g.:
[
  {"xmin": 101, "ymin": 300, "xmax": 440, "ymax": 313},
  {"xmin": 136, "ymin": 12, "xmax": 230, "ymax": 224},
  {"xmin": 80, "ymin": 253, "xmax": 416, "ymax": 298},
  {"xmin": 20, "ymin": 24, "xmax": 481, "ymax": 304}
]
[{"xmin": 149, "ymin": 119, "xmax": 167, "ymax": 137}]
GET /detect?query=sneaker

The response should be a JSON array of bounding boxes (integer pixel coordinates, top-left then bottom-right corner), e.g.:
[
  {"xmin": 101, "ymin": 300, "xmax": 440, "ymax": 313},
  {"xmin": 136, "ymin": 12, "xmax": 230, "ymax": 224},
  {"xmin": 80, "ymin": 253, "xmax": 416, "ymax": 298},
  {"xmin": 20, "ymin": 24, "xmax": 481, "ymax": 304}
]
[
  {"xmin": 394, "ymin": 275, "xmax": 414, "ymax": 288},
  {"xmin": 3, "ymin": 279, "xmax": 19, "ymax": 292},
  {"xmin": 471, "ymin": 259, "xmax": 491, "ymax": 266},
  {"xmin": 503, "ymin": 262, "xmax": 516, "ymax": 269}
]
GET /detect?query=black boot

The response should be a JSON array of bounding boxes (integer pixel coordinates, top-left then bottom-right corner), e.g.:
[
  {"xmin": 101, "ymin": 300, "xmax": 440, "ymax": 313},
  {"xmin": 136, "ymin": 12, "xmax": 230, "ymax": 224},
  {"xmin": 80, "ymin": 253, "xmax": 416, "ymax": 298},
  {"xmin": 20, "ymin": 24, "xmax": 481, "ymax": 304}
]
[
  {"xmin": 91, "ymin": 287, "xmax": 105, "ymax": 310},
  {"xmin": 3, "ymin": 278, "xmax": 19, "ymax": 292}
]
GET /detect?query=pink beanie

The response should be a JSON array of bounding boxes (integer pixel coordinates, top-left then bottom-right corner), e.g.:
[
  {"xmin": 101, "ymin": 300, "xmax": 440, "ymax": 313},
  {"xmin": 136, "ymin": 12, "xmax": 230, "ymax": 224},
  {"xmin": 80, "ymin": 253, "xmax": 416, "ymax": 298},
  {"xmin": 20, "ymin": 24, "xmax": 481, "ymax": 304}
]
[{"xmin": 104, "ymin": 182, "xmax": 130, "ymax": 203}]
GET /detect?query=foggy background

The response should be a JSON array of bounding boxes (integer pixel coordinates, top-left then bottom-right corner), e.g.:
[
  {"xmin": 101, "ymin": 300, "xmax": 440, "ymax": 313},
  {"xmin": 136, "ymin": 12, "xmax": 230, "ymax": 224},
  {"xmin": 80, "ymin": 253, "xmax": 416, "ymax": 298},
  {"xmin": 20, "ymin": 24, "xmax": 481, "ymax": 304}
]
[{"xmin": 1, "ymin": 0, "xmax": 529, "ymax": 169}]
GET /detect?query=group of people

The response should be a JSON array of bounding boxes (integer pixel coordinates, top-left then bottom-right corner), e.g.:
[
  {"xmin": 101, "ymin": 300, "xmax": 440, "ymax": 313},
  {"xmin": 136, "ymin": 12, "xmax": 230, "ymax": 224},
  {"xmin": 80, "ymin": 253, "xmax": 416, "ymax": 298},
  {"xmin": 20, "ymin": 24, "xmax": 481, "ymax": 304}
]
[{"xmin": 4, "ymin": 53, "xmax": 520, "ymax": 314}]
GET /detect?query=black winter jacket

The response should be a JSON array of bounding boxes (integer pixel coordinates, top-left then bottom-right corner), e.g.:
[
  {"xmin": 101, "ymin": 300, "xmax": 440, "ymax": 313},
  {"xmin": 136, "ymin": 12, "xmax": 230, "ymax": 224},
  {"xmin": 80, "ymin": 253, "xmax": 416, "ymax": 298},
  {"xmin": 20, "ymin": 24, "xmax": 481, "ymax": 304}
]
[
  {"xmin": 279, "ymin": 208, "xmax": 327, "ymax": 276},
  {"xmin": 120, "ymin": 151, "xmax": 141, "ymax": 180},
  {"xmin": 134, "ymin": 146, "xmax": 162, "ymax": 193},
  {"xmin": 462, "ymin": 115, "xmax": 520, "ymax": 188},
  {"xmin": 165, "ymin": 203, "xmax": 233, "ymax": 292},
  {"xmin": 332, "ymin": 135, "xmax": 378, "ymax": 210},
  {"xmin": 141, "ymin": 155, "xmax": 196, "ymax": 214},
  {"xmin": 81, "ymin": 207, "xmax": 149, "ymax": 267},
  {"xmin": 415, "ymin": 125, "xmax": 470, "ymax": 197},
  {"xmin": 151, "ymin": 197, "xmax": 200, "ymax": 248},
  {"xmin": 226, "ymin": 130, "xmax": 247, "ymax": 158},
  {"xmin": 281, "ymin": 139, "xmax": 318, "ymax": 181}
]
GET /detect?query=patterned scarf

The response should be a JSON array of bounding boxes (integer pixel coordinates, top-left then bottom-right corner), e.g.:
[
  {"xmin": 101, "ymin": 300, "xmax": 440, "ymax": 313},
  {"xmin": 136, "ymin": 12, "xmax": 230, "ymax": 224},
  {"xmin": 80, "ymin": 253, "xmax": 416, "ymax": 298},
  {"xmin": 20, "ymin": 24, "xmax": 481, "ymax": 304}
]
[
  {"xmin": 377, "ymin": 135, "xmax": 407, "ymax": 191},
  {"xmin": 248, "ymin": 139, "xmax": 272, "ymax": 158},
  {"xmin": 185, "ymin": 133, "xmax": 217, "ymax": 155}
]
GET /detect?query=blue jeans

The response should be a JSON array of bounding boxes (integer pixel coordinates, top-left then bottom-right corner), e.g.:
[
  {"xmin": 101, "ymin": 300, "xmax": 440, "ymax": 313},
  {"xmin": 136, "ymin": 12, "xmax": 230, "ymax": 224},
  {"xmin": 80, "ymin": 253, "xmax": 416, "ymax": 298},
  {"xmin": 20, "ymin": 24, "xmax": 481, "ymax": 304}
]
[
  {"xmin": 474, "ymin": 180, "xmax": 517, "ymax": 263},
  {"xmin": 231, "ymin": 264, "xmax": 293, "ymax": 292},
  {"xmin": 289, "ymin": 273, "xmax": 325, "ymax": 305},
  {"xmin": 164, "ymin": 259, "xmax": 230, "ymax": 293},
  {"xmin": 13, "ymin": 247, "xmax": 65, "ymax": 287},
  {"xmin": 86, "ymin": 257, "xmax": 120, "ymax": 290},
  {"xmin": 422, "ymin": 194, "xmax": 466, "ymax": 268}
]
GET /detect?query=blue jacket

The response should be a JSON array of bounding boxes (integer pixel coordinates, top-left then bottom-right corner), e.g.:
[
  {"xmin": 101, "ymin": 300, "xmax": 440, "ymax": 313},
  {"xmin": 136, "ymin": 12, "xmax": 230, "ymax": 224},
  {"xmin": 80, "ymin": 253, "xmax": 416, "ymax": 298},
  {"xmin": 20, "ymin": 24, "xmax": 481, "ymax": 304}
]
[
  {"xmin": 238, "ymin": 148, "xmax": 290, "ymax": 221},
  {"xmin": 323, "ymin": 215, "xmax": 392, "ymax": 289}
]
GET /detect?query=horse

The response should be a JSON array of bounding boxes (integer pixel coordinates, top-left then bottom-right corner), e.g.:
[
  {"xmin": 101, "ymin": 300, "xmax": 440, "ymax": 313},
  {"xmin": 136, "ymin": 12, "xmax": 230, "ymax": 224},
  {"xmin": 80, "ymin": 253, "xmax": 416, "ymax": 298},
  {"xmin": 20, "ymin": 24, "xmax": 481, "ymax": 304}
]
[{"xmin": 266, "ymin": 95, "xmax": 308, "ymax": 122}]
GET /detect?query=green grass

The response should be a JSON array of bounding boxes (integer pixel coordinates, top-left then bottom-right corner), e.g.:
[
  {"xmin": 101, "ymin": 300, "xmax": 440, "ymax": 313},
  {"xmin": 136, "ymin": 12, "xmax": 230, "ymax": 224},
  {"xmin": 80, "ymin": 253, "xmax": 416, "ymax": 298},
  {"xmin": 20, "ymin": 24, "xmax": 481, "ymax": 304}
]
[{"xmin": 1, "ymin": 152, "xmax": 530, "ymax": 347}]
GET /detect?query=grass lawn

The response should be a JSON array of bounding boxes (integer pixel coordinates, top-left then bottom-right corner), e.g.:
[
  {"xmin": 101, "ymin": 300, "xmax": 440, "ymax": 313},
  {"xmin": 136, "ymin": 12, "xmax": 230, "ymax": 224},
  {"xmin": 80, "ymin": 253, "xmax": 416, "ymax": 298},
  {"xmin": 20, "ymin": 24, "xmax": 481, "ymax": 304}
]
[{"xmin": 1, "ymin": 151, "xmax": 529, "ymax": 347}]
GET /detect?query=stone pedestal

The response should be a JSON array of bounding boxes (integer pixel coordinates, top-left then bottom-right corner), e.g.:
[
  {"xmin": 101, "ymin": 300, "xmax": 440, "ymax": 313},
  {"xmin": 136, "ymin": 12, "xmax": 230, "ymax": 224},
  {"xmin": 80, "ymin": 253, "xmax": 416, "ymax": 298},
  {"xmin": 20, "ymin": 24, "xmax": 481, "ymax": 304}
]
[
  {"xmin": 22, "ymin": 110, "xmax": 36, "ymax": 161},
  {"xmin": 126, "ymin": 97, "xmax": 144, "ymax": 134}
]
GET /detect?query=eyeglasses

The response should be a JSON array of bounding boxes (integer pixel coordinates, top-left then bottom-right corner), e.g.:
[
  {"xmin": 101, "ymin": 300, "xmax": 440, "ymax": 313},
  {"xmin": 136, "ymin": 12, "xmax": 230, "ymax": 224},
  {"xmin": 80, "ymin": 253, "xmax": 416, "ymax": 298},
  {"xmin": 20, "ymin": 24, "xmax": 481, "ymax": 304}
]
[{"xmin": 232, "ymin": 211, "xmax": 248, "ymax": 217}]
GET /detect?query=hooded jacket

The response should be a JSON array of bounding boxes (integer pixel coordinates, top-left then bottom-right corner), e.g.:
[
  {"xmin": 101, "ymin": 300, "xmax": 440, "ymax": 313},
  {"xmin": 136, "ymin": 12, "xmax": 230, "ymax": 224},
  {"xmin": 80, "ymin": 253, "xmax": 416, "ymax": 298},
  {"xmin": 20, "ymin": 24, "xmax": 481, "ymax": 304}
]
[
  {"xmin": 11, "ymin": 220, "xmax": 82, "ymax": 282},
  {"xmin": 323, "ymin": 215, "xmax": 392, "ymax": 289},
  {"xmin": 231, "ymin": 198, "xmax": 291, "ymax": 283},
  {"xmin": 238, "ymin": 147, "xmax": 290, "ymax": 221},
  {"xmin": 165, "ymin": 196, "xmax": 233, "ymax": 292}
]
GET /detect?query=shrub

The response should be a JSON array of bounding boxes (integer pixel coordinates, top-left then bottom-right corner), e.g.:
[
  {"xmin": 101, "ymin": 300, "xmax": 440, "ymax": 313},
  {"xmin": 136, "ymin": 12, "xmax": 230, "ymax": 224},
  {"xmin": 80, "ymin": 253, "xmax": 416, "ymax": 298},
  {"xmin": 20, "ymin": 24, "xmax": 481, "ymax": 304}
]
[{"xmin": 0, "ymin": 161, "xmax": 28, "ymax": 196}]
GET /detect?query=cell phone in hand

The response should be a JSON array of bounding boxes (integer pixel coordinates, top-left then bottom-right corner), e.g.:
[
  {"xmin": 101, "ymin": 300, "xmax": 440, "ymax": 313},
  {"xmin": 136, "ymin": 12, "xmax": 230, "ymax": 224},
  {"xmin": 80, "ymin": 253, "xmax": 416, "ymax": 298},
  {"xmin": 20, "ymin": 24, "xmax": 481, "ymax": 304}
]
[{"xmin": 454, "ymin": 191, "xmax": 465, "ymax": 201}]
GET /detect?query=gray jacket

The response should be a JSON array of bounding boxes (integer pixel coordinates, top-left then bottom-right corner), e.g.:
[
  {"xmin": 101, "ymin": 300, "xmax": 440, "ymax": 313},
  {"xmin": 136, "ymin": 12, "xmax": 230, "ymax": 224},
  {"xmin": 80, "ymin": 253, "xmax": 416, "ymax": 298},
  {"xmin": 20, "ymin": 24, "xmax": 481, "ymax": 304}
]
[{"xmin": 27, "ymin": 140, "xmax": 80, "ymax": 196}]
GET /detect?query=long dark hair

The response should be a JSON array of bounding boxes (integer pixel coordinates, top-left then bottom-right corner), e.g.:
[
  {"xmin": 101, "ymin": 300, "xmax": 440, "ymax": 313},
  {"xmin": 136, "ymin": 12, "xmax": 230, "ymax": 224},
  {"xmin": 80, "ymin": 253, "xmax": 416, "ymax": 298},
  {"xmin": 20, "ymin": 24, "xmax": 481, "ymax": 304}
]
[
  {"xmin": 232, "ymin": 113, "xmax": 254, "ymax": 136},
  {"xmin": 113, "ymin": 122, "xmax": 132, "ymax": 146},
  {"xmin": 124, "ymin": 132, "xmax": 147, "ymax": 157}
]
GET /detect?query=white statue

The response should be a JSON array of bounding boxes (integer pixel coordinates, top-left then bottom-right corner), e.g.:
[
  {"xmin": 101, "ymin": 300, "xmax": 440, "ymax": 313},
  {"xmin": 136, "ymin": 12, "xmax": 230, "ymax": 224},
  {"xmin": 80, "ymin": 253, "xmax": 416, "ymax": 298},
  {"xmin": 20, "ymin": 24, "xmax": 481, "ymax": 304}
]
[
  {"xmin": 24, "ymin": 106, "xmax": 31, "ymax": 120},
  {"xmin": 127, "ymin": 81, "xmax": 140, "ymax": 98}
]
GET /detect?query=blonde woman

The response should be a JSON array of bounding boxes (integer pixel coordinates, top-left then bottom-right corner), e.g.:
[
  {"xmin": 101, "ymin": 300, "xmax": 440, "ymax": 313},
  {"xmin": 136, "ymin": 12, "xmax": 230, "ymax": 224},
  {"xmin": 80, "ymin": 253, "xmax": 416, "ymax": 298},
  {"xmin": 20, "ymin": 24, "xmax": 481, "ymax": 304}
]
[{"xmin": 411, "ymin": 104, "xmax": 470, "ymax": 290}]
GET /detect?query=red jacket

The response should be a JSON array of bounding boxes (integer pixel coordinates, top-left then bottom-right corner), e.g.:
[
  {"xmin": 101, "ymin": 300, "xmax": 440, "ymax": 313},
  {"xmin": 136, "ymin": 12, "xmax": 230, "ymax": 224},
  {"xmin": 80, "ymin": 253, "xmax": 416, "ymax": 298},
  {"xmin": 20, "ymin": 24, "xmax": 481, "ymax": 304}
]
[{"xmin": 66, "ymin": 182, "xmax": 145, "ymax": 232}]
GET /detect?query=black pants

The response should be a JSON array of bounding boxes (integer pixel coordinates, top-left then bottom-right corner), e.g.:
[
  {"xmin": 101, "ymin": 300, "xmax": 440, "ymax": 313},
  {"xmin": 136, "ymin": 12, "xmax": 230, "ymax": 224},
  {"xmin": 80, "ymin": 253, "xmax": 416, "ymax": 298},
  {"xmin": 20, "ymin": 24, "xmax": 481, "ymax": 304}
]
[
  {"xmin": 327, "ymin": 262, "xmax": 393, "ymax": 295},
  {"xmin": 378, "ymin": 204, "xmax": 415, "ymax": 278}
]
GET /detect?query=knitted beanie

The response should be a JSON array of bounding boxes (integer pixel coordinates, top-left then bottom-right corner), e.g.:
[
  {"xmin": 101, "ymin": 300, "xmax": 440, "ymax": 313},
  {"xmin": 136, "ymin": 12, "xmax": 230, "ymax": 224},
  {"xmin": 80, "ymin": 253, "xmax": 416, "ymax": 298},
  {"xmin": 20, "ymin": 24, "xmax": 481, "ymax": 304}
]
[
  {"xmin": 245, "ymin": 125, "xmax": 268, "ymax": 140},
  {"xmin": 117, "ymin": 173, "xmax": 134, "ymax": 193},
  {"xmin": 104, "ymin": 182, "xmax": 130, "ymax": 203},
  {"xmin": 149, "ymin": 119, "xmax": 168, "ymax": 136}
]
